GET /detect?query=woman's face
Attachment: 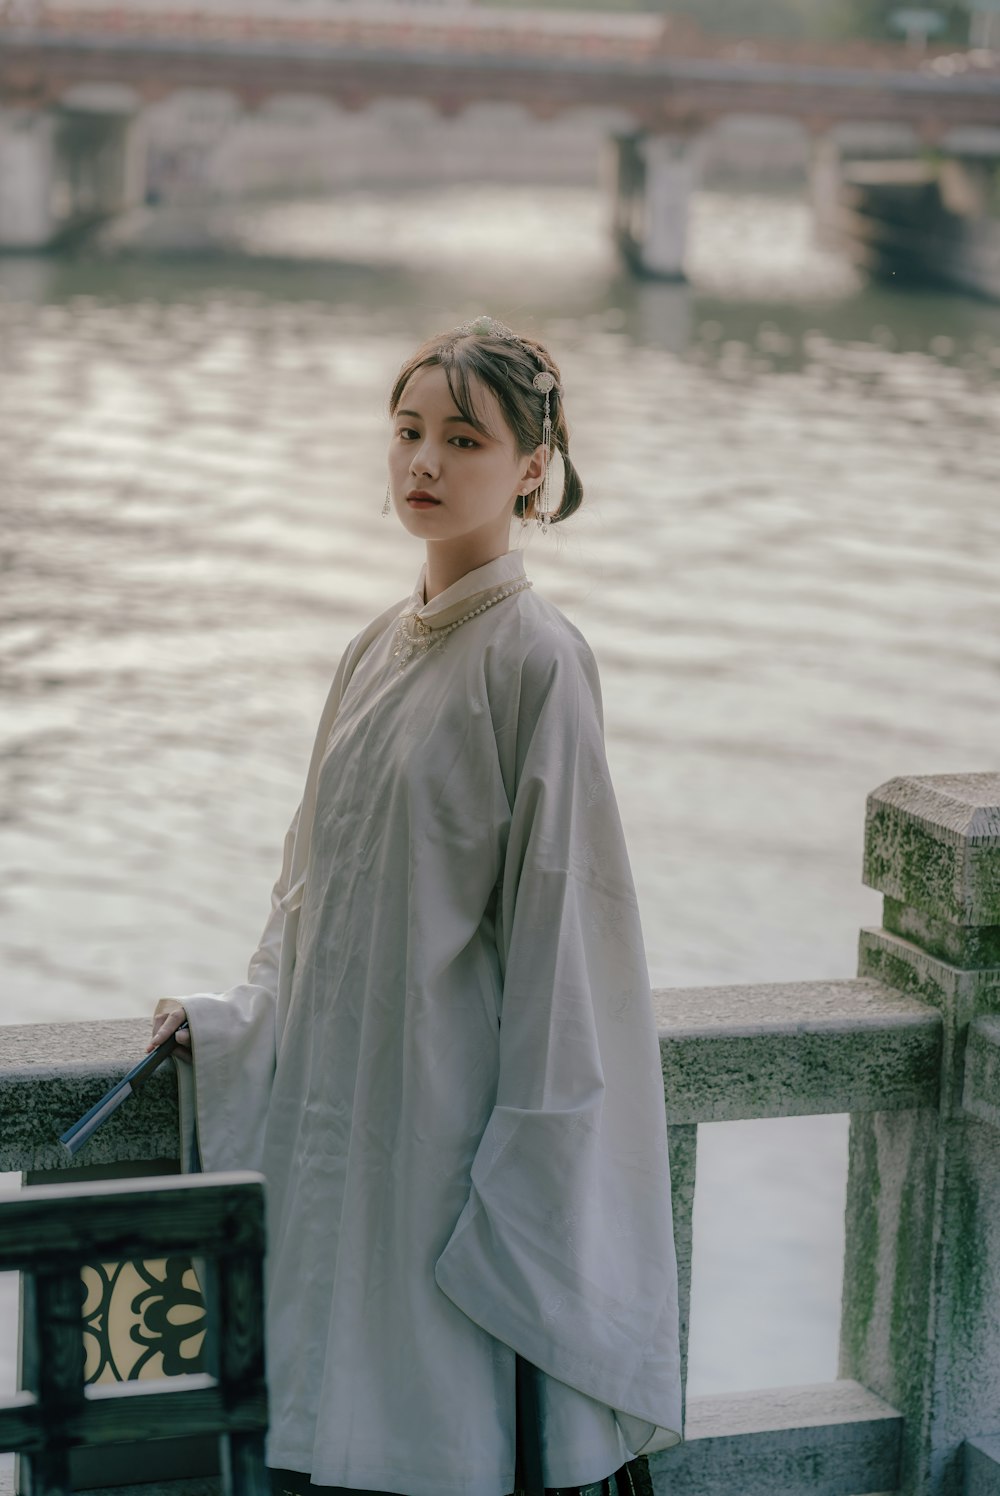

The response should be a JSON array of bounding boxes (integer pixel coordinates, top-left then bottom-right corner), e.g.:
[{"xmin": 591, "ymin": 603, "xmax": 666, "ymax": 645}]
[{"xmin": 387, "ymin": 363, "xmax": 543, "ymax": 551}]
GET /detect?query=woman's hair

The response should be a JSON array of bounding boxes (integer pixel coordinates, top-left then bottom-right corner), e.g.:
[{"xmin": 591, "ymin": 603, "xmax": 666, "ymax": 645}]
[{"xmin": 388, "ymin": 323, "xmax": 583, "ymax": 525}]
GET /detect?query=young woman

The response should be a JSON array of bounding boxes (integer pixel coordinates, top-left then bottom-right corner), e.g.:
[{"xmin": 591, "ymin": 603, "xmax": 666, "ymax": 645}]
[{"xmin": 150, "ymin": 316, "xmax": 683, "ymax": 1496}]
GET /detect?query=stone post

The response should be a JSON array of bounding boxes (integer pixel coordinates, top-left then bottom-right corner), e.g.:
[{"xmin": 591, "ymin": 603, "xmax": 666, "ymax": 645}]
[
  {"xmin": 603, "ymin": 133, "xmax": 643, "ymax": 268},
  {"xmin": 938, "ymin": 155, "xmax": 994, "ymax": 220},
  {"xmin": 56, "ymin": 107, "xmax": 144, "ymax": 226},
  {"xmin": 0, "ymin": 109, "xmax": 58, "ymax": 250},
  {"xmin": 77, "ymin": 109, "xmax": 149, "ymax": 218},
  {"xmin": 120, "ymin": 109, "xmax": 149, "ymax": 210},
  {"xmin": 840, "ymin": 773, "xmax": 1000, "ymax": 1496},
  {"xmin": 809, "ymin": 133, "xmax": 844, "ymax": 247},
  {"xmin": 604, "ymin": 129, "xmax": 704, "ymax": 281},
  {"xmin": 637, "ymin": 132, "xmax": 705, "ymax": 281}
]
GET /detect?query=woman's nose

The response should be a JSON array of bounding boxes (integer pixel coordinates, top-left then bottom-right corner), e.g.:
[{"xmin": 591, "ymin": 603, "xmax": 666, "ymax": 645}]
[{"xmin": 410, "ymin": 440, "xmax": 439, "ymax": 477}]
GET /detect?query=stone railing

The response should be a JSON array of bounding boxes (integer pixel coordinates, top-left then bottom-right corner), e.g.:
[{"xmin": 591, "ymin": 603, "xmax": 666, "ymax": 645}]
[
  {"xmin": 2, "ymin": 771, "xmax": 999, "ymax": 1496},
  {"xmin": 0, "ymin": 2, "xmax": 975, "ymax": 75}
]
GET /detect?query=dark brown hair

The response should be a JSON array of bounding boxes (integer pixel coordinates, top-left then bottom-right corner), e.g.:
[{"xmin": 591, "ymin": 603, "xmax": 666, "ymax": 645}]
[{"xmin": 388, "ymin": 323, "xmax": 583, "ymax": 525}]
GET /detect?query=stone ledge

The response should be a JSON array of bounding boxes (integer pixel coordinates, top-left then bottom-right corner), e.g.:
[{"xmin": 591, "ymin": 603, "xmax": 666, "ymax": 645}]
[
  {"xmin": 649, "ymin": 1379, "xmax": 902, "ymax": 1496},
  {"xmin": 857, "ymin": 927, "xmax": 1000, "ymax": 1033},
  {"xmin": 654, "ymin": 977, "xmax": 940, "ymax": 1122},
  {"xmin": 0, "ymin": 983, "xmax": 943, "ymax": 1172},
  {"xmin": 0, "ymin": 1020, "xmax": 180, "ymax": 1174}
]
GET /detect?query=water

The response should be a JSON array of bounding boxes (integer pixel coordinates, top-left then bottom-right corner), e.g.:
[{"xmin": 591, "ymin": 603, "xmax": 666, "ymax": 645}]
[{"xmin": 2, "ymin": 184, "xmax": 999, "ymax": 1426}]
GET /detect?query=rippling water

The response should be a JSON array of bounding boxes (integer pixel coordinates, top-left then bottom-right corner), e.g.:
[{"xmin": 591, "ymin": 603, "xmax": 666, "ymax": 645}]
[{"xmin": 2, "ymin": 184, "xmax": 999, "ymax": 1416}]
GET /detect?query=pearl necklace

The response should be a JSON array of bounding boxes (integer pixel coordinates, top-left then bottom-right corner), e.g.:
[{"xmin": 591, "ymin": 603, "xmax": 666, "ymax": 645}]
[{"xmin": 391, "ymin": 577, "xmax": 533, "ymax": 671}]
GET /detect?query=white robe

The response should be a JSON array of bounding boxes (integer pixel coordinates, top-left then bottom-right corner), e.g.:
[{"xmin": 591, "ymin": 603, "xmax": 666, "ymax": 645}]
[{"xmin": 164, "ymin": 548, "xmax": 683, "ymax": 1495}]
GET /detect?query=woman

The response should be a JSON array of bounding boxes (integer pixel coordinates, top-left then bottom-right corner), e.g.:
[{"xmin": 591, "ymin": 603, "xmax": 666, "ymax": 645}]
[{"xmin": 150, "ymin": 316, "xmax": 683, "ymax": 1496}]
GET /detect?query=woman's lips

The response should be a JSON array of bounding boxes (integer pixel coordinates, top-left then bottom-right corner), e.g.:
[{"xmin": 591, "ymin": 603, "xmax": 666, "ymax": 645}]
[{"xmin": 407, "ymin": 496, "xmax": 441, "ymax": 507}]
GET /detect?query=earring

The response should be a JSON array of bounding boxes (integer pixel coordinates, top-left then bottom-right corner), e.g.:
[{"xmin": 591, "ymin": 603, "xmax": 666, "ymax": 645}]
[{"xmin": 382, "ymin": 483, "xmax": 391, "ymax": 518}]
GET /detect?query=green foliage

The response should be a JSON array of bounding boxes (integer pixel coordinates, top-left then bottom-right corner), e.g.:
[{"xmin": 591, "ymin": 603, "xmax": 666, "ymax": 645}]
[
  {"xmin": 656, "ymin": 0, "xmax": 854, "ymax": 37},
  {"xmin": 476, "ymin": 0, "xmax": 970, "ymax": 42},
  {"xmin": 826, "ymin": 0, "xmax": 967, "ymax": 40}
]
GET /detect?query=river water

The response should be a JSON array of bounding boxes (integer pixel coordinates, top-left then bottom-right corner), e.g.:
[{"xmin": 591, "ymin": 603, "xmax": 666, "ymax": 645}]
[{"xmin": 2, "ymin": 183, "xmax": 999, "ymax": 1422}]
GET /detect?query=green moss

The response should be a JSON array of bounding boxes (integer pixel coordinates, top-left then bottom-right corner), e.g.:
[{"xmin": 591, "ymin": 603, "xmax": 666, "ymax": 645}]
[
  {"xmin": 841, "ymin": 1115, "xmax": 881, "ymax": 1372},
  {"xmin": 864, "ymin": 805, "xmax": 958, "ymax": 920},
  {"xmin": 948, "ymin": 1143, "xmax": 984, "ymax": 1350},
  {"xmin": 882, "ymin": 896, "xmax": 1000, "ymax": 971},
  {"xmin": 969, "ymin": 839, "xmax": 1000, "ymax": 923},
  {"xmin": 858, "ymin": 940, "xmax": 948, "ymax": 1013},
  {"xmin": 890, "ymin": 1164, "xmax": 930, "ymax": 1363}
]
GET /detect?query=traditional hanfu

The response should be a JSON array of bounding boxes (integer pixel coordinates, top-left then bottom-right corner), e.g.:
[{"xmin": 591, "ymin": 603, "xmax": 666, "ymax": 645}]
[{"xmin": 165, "ymin": 548, "xmax": 683, "ymax": 1496}]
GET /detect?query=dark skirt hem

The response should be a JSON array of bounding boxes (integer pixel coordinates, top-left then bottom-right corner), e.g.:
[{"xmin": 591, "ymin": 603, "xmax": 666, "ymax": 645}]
[{"xmin": 268, "ymin": 1453, "xmax": 653, "ymax": 1496}]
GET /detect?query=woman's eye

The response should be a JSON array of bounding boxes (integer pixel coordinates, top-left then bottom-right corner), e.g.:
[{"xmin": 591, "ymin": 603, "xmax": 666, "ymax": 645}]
[{"xmin": 395, "ymin": 428, "xmax": 477, "ymax": 448}]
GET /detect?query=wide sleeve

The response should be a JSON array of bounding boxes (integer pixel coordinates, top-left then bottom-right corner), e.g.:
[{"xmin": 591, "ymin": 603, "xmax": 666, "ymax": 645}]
[
  {"xmin": 433, "ymin": 634, "xmax": 683, "ymax": 1457},
  {"xmin": 154, "ymin": 799, "xmax": 301, "ymax": 1176},
  {"xmin": 155, "ymin": 601, "xmax": 400, "ymax": 1177}
]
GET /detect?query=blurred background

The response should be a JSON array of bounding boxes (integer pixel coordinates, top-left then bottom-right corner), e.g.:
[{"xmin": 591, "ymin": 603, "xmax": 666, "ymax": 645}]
[{"xmin": 1, "ymin": 0, "xmax": 999, "ymax": 1457}]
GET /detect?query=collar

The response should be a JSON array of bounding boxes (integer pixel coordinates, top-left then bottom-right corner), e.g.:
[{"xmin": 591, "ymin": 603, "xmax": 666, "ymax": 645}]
[{"xmin": 404, "ymin": 549, "xmax": 529, "ymax": 631}]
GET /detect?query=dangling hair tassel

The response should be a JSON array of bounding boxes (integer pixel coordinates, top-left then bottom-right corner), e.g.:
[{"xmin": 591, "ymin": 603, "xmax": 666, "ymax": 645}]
[{"xmin": 532, "ymin": 370, "xmax": 557, "ymax": 534}]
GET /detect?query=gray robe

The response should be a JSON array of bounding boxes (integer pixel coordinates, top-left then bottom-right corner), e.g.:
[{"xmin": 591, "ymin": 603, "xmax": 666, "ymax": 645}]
[{"xmin": 162, "ymin": 548, "xmax": 683, "ymax": 1495}]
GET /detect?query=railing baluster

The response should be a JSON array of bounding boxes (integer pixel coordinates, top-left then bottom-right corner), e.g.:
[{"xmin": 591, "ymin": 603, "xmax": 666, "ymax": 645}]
[
  {"xmin": 222, "ymin": 1430, "xmax": 272, "ymax": 1496},
  {"xmin": 667, "ymin": 1122, "xmax": 697, "ymax": 1429},
  {"xmin": 27, "ymin": 1266, "xmax": 86, "ymax": 1496}
]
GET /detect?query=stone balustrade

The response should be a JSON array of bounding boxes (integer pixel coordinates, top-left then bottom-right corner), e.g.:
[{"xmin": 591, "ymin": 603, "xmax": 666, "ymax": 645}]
[{"xmin": 2, "ymin": 771, "xmax": 999, "ymax": 1496}]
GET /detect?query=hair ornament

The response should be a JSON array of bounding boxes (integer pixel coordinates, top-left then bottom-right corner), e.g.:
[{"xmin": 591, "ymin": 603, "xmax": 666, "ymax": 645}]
[
  {"xmin": 456, "ymin": 314, "xmax": 518, "ymax": 340},
  {"xmin": 531, "ymin": 370, "xmax": 557, "ymax": 534},
  {"xmin": 453, "ymin": 315, "xmax": 561, "ymax": 534}
]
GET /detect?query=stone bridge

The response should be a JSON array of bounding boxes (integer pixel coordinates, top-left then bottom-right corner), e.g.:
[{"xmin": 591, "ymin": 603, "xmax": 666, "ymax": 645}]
[{"xmin": 1, "ymin": 3, "xmax": 999, "ymax": 280}]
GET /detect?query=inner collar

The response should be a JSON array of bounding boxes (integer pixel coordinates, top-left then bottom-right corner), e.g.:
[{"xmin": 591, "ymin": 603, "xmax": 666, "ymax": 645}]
[{"xmin": 405, "ymin": 549, "xmax": 529, "ymax": 631}]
